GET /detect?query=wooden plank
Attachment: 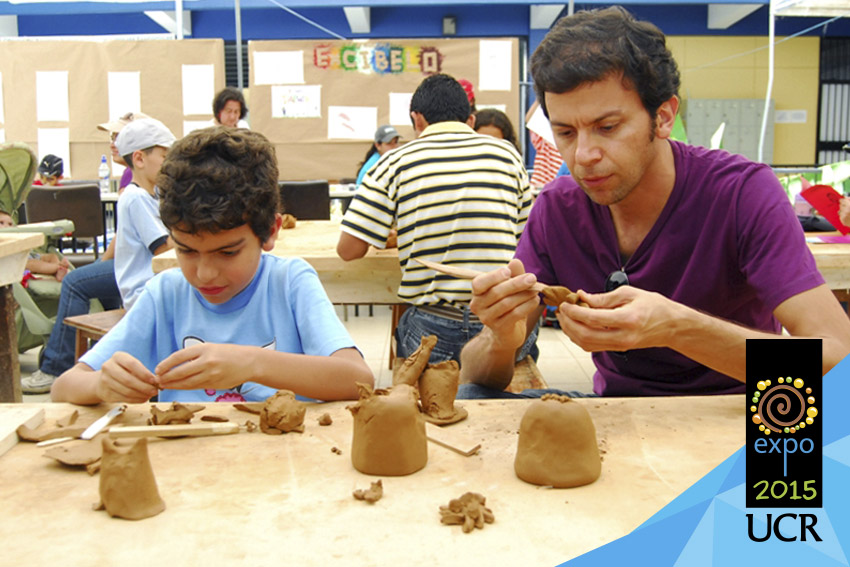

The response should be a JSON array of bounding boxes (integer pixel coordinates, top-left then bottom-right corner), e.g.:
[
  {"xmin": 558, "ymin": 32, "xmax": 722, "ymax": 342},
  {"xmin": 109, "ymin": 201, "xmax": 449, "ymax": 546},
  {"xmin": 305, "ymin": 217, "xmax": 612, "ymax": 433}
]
[
  {"xmin": 505, "ymin": 356, "xmax": 548, "ymax": 393},
  {"xmin": 0, "ymin": 405, "xmax": 44, "ymax": 458}
]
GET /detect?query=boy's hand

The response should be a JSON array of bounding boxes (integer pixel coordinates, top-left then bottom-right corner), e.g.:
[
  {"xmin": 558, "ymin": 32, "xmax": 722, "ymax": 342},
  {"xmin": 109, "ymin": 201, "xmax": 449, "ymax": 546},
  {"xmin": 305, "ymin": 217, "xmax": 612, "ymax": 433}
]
[
  {"xmin": 155, "ymin": 344, "xmax": 251, "ymax": 391},
  {"xmin": 97, "ymin": 352, "xmax": 159, "ymax": 403}
]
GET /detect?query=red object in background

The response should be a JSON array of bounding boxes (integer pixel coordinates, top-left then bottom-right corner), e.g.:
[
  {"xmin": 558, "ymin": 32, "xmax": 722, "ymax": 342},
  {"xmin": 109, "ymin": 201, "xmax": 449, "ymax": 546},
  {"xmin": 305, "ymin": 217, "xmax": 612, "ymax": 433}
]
[{"xmin": 801, "ymin": 184, "xmax": 850, "ymax": 235}]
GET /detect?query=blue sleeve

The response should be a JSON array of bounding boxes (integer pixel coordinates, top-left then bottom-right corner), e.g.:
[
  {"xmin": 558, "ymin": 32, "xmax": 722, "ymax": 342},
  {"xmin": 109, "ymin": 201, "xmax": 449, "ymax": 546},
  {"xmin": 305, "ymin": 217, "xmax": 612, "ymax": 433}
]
[{"xmin": 286, "ymin": 258, "xmax": 359, "ymax": 357}]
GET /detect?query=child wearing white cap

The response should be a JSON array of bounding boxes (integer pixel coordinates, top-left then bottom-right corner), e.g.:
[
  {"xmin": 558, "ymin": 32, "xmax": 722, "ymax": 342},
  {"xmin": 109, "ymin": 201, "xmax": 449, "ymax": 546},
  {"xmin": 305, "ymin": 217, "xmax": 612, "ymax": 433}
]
[{"xmin": 113, "ymin": 118, "xmax": 177, "ymax": 310}]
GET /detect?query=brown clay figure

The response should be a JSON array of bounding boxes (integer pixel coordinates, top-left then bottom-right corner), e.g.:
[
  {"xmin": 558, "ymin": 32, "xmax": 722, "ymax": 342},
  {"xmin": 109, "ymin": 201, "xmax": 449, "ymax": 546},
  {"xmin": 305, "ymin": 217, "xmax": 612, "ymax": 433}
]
[
  {"xmin": 260, "ymin": 390, "xmax": 306, "ymax": 434},
  {"xmin": 393, "ymin": 334, "xmax": 437, "ymax": 386},
  {"xmin": 148, "ymin": 402, "xmax": 204, "ymax": 425},
  {"xmin": 348, "ymin": 383, "xmax": 427, "ymax": 476},
  {"xmin": 514, "ymin": 394, "xmax": 601, "ymax": 488},
  {"xmin": 418, "ymin": 360, "xmax": 468, "ymax": 425},
  {"xmin": 540, "ymin": 286, "xmax": 589, "ymax": 308},
  {"xmin": 439, "ymin": 492, "xmax": 495, "ymax": 533},
  {"xmin": 353, "ymin": 480, "xmax": 383, "ymax": 503},
  {"xmin": 95, "ymin": 437, "xmax": 165, "ymax": 520}
]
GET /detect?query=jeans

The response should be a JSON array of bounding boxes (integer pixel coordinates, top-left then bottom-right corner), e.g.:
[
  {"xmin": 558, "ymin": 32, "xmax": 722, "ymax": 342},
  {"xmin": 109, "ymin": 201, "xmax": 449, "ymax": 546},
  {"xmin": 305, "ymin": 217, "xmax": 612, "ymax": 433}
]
[
  {"xmin": 40, "ymin": 259, "xmax": 122, "ymax": 376},
  {"xmin": 395, "ymin": 305, "xmax": 539, "ymax": 366},
  {"xmin": 456, "ymin": 384, "xmax": 599, "ymax": 399}
]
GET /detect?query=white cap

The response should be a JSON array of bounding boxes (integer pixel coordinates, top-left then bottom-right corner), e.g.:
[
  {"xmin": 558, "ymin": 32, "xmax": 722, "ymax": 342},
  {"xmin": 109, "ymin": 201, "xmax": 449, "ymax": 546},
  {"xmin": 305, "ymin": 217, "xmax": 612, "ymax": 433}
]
[{"xmin": 115, "ymin": 118, "xmax": 176, "ymax": 156}]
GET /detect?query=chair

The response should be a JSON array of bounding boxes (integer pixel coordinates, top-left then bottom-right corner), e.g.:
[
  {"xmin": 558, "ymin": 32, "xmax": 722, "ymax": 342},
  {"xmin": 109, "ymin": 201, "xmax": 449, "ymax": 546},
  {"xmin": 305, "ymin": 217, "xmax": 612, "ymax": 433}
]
[
  {"xmin": 278, "ymin": 180, "xmax": 331, "ymax": 220},
  {"xmin": 25, "ymin": 183, "xmax": 104, "ymax": 260}
]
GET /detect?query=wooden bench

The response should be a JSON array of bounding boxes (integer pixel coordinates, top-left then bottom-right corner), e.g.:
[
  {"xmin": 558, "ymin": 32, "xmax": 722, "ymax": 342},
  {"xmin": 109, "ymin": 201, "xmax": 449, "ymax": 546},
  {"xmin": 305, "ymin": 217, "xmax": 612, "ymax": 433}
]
[
  {"xmin": 62, "ymin": 308, "xmax": 125, "ymax": 361},
  {"xmin": 392, "ymin": 354, "xmax": 547, "ymax": 394}
]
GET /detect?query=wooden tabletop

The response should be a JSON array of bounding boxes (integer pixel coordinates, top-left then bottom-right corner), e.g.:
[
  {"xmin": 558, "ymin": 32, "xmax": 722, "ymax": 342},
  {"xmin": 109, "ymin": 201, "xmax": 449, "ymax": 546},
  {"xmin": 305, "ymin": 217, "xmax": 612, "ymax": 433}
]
[
  {"xmin": 0, "ymin": 396, "xmax": 743, "ymax": 566},
  {"xmin": 807, "ymin": 232, "xmax": 850, "ymax": 290},
  {"xmin": 152, "ymin": 220, "xmax": 401, "ymax": 304}
]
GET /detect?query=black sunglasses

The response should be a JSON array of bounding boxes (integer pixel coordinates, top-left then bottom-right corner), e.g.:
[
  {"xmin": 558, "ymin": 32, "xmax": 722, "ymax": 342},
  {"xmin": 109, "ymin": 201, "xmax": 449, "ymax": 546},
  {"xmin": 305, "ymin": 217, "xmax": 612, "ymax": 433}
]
[{"xmin": 605, "ymin": 269, "xmax": 629, "ymax": 292}]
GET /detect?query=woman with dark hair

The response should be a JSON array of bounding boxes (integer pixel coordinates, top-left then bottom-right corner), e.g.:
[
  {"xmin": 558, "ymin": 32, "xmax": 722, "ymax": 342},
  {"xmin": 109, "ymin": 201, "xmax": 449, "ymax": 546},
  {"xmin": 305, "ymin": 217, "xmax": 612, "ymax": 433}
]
[
  {"xmin": 473, "ymin": 108, "xmax": 520, "ymax": 152},
  {"xmin": 211, "ymin": 87, "xmax": 249, "ymax": 128},
  {"xmin": 355, "ymin": 125, "xmax": 400, "ymax": 186}
]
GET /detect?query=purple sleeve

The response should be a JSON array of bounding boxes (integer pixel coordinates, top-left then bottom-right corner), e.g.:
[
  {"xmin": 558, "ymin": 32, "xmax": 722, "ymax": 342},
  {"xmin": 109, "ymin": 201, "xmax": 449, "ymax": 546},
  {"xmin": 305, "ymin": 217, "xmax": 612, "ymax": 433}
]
[
  {"xmin": 119, "ymin": 167, "xmax": 133, "ymax": 190},
  {"xmin": 736, "ymin": 166, "xmax": 824, "ymax": 311}
]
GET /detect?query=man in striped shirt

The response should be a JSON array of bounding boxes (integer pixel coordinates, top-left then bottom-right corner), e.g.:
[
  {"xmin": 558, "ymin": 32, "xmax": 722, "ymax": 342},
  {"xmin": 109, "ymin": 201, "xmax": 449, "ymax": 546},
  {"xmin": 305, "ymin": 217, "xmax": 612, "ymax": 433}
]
[{"xmin": 337, "ymin": 73, "xmax": 538, "ymax": 365}]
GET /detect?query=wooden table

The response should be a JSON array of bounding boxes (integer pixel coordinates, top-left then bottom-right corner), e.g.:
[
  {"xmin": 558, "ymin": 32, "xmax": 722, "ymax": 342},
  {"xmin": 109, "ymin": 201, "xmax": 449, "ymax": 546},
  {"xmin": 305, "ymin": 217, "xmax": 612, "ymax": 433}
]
[
  {"xmin": 0, "ymin": 395, "xmax": 743, "ymax": 566},
  {"xmin": 808, "ymin": 234, "xmax": 850, "ymax": 289},
  {"xmin": 0, "ymin": 232, "xmax": 46, "ymax": 402},
  {"xmin": 152, "ymin": 220, "xmax": 401, "ymax": 305}
]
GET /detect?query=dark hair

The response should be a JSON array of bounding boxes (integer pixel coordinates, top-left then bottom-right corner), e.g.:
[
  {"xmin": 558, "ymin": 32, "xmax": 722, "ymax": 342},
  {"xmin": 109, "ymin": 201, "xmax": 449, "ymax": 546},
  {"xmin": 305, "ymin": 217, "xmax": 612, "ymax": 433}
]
[
  {"xmin": 358, "ymin": 145, "xmax": 379, "ymax": 173},
  {"xmin": 158, "ymin": 127, "xmax": 279, "ymax": 242},
  {"xmin": 473, "ymin": 109, "xmax": 520, "ymax": 151},
  {"xmin": 409, "ymin": 74, "xmax": 470, "ymax": 125},
  {"xmin": 531, "ymin": 6, "xmax": 680, "ymax": 121},
  {"xmin": 212, "ymin": 87, "xmax": 248, "ymax": 121}
]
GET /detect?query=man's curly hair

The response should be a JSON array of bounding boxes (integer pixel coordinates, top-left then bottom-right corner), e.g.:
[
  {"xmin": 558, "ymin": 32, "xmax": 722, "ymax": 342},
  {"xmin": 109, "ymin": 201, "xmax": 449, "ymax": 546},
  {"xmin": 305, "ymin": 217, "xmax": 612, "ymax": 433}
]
[{"xmin": 158, "ymin": 127, "xmax": 279, "ymax": 243}]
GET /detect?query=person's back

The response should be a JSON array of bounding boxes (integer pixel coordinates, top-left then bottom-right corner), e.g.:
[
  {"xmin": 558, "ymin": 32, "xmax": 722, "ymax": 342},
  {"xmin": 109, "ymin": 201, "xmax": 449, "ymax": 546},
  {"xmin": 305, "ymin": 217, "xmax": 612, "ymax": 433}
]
[{"xmin": 338, "ymin": 73, "xmax": 536, "ymax": 364}]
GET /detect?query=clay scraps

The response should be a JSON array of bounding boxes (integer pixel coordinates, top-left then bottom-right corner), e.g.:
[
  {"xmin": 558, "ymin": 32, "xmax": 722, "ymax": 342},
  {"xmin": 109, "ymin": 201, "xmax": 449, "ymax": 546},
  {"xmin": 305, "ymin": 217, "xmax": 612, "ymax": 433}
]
[
  {"xmin": 260, "ymin": 390, "xmax": 306, "ymax": 434},
  {"xmin": 148, "ymin": 402, "xmax": 204, "ymax": 425},
  {"xmin": 42, "ymin": 436, "xmax": 105, "ymax": 475},
  {"xmin": 353, "ymin": 480, "xmax": 383, "ymax": 503},
  {"xmin": 317, "ymin": 413, "xmax": 333, "ymax": 426},
  {"xmin": 439, "ymin": 492, "xmax": 495, "ymax": 533}
]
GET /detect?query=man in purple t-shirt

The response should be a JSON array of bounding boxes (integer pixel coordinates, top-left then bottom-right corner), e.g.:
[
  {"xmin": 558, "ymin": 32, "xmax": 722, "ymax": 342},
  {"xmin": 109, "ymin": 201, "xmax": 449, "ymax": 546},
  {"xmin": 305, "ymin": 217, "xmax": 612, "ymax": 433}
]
[{"xmin": 458, "ymin": 7, "xmax": 850, "ymax": 398}]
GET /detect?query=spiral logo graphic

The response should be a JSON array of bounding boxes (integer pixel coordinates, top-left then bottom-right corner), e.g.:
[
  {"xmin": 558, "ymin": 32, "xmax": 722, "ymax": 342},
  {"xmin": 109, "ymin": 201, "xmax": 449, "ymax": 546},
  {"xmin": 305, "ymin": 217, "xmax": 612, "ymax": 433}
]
[{"xmin": 750, "ymin": 377, "xmax": 818, "ymax": 435}]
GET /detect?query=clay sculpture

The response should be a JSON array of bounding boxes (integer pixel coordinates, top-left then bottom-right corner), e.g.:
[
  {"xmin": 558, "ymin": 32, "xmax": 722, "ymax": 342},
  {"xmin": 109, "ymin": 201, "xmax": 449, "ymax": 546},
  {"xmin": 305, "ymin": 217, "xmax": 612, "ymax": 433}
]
[
  {"xmin": 514, "ymin": 394, "xmax": 601, "ymax": 487},
  {"xmin": 348, "ymin": 383, "xmax": 427, "ymax": 476},
  {"xmin": 260, "ymin": 390, "xmax": 306, "ymax": 434},
  {"xmin": 96, "ymin": 437, "xmax": 165, "ymax": 520},
  {"xmin": 439, "ymin": 492, "xmax": 495, "ymax": 533}
]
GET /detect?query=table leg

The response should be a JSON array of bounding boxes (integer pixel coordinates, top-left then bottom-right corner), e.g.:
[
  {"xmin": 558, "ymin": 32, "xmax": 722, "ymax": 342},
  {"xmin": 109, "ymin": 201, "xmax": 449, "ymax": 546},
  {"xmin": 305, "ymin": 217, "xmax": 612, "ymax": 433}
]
[{"xmin": 0, "ymin": 285, "xmax": 23, "ymax": 402}]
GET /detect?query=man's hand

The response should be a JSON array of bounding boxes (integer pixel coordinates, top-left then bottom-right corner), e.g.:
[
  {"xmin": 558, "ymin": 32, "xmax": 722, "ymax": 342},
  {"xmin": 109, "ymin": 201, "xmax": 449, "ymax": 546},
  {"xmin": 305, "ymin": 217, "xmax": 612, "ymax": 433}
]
[
  {"xmin": 469, "ymin": 258, "xmax": 541, "ymax": 352},
  {"xmin": 555, "ymin": 286, "xmax": 678, "ymax": 352},
  {"xmin": 839, "ymin": 197, "xmax": 850, "ymax": 227},
  {"xmin": 96, "ymin": 352, "xmax": 159, "ymax": 403},
  {"xmin": 155, "ymin": 343, "xmax": 252, "ymax": 391}
]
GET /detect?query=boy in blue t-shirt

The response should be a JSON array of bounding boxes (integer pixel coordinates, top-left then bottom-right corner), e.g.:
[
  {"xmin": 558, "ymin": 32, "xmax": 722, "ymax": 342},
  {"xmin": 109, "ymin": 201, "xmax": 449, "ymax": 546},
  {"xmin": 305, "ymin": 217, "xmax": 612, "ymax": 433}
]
[{"xmin": 52, "ymin": 127, "xmax": 373, "ymax": 405}]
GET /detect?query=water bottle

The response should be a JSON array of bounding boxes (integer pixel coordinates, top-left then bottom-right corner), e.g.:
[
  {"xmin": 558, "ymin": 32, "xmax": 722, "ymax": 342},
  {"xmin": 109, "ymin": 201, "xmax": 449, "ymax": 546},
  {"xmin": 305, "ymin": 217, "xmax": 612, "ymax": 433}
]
[{"xmin": 98, "ymin": 155, "xmax": 110, "ymax": 194}]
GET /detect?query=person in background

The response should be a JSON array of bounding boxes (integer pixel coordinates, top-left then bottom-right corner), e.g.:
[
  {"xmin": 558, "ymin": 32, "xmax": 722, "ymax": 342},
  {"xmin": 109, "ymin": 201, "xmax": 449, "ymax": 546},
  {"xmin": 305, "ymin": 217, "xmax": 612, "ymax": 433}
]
[
  {"xmin": 51, "ymin": 127, "xmax": 372, "ymax": 405},
  {"xmin": 0, "ymin": 209, "xmax": 71, "ymax": 281},
  {"xmin": 473, "ymin": 108, "xmax": 520, "ymax": 152},
  {"xmin": 33, "ymin": 154, "xmax": 63, "ymax": 186},
  {"xmin": 20, "ymin": 114, "xmax": 149, "ymax": 394},
  {"xmin": 211, "ymin": 87, "xmax": 249, "ymax": 128},
  {"xmin": 525, "ymin": 100, "xmax": 565, "ymax": 189},
  {"xmin": 355, "ymin": 125, "xmax": 401, "ymax": 186},
  {"xmin": 113, "ymin": 117, "xmax": 176, "ymax": 309},
  {"xmin": 98, "ymin": 111, "xmax": 151, "ymax": 191},
  {"xmin": 338, "ymin": 73, "xmax": 537, "ymax": 366},
  {"xmin": 459, "ymin": 6, "xmax": 850, "ymax": 398},
  {"xmin": 838, "ymin": 197, "xmax": 850, "ymax": 227}
]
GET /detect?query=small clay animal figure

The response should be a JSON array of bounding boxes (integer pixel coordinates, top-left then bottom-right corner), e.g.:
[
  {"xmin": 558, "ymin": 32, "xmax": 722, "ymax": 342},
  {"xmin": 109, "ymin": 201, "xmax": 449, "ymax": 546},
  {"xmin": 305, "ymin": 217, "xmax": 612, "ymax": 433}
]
[
  {"xmin": 540, "ymin": 286, "xmax": 588, "ymax": 308},
  {"xmin": 439, "ymin": 492, "xmax": 494, "ymax": 533},
  {"xmin": 353, "ymin": 480, "xmax": 383, "ymax": 503}
]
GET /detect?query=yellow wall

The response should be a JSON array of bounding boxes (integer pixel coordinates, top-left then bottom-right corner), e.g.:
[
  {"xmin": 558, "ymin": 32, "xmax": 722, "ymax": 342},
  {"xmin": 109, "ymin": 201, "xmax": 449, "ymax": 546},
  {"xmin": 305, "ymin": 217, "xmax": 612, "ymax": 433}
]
[{"xmin": 668, "ymin": 35, "xmax": 820, "ymax": 165}]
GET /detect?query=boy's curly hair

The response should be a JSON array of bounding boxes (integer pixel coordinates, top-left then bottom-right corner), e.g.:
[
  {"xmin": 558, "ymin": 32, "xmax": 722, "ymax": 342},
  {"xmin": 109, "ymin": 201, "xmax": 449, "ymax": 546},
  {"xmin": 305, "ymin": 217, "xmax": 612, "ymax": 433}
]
[{"xmin": 158, "ymin": 127, "xmax": 279, "ymax": 242}]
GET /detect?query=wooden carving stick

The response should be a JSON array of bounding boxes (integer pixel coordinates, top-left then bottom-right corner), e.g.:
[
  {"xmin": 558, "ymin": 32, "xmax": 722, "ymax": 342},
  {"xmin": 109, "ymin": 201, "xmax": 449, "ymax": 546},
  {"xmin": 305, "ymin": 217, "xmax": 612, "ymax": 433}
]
[
  {"xmin": 412, "ymin": 258, "xmax": 587, "ymax": 307},
  {"xmin": 413, "ymin": 258, "xmax": 548, "ymax": 292},
  {"xmin": 108, "ymin": 422, "xmax": 240, "ymax": 438}
]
